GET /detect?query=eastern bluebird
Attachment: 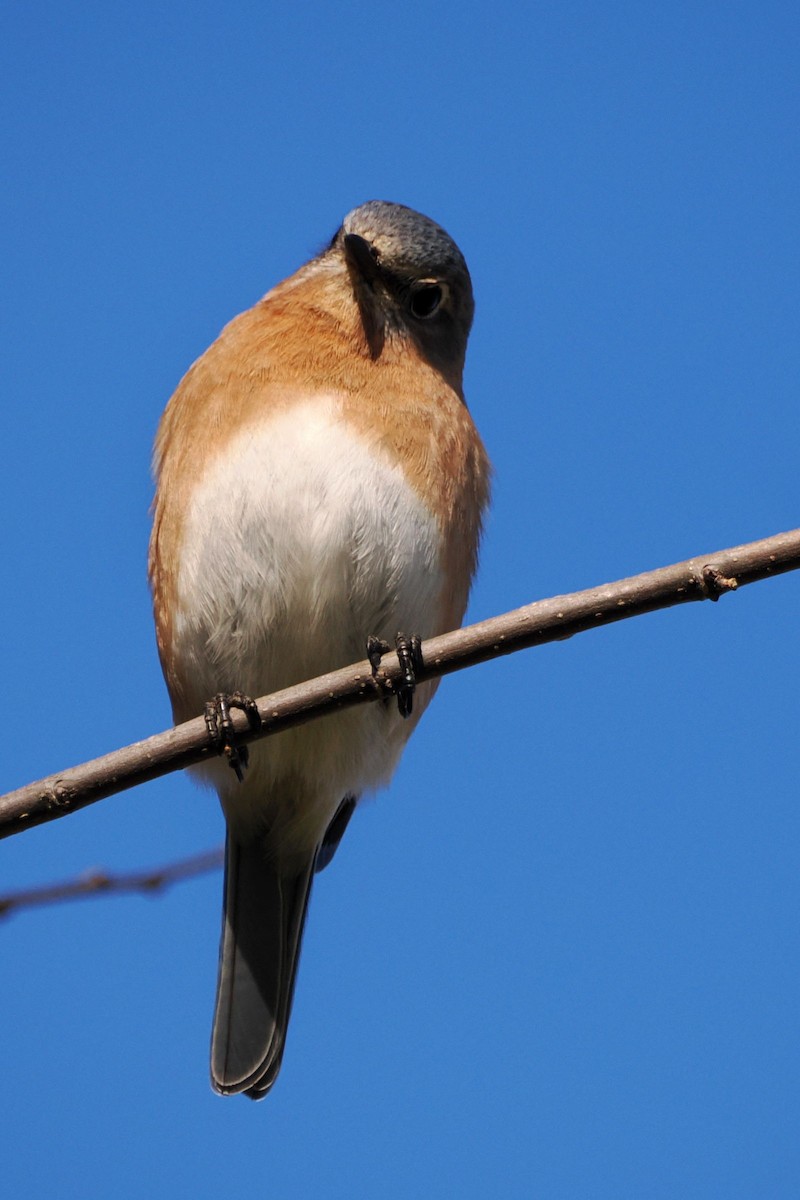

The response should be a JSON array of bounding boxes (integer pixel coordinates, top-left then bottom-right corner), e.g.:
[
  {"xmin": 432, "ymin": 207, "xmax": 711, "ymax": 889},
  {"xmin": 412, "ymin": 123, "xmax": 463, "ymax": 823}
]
[{"xmin": 149, "ymin": 201, "xmax": 490, "ymax": 1098}]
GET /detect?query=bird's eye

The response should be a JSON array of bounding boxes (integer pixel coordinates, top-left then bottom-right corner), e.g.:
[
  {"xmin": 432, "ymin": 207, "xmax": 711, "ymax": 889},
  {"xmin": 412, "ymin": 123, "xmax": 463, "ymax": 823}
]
[{"xmin": 409, "ymin": 283, "xmax": 444, "ymax": 320}]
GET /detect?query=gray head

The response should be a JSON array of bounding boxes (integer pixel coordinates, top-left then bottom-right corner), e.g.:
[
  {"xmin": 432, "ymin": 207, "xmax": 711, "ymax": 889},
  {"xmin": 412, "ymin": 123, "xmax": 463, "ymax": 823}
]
[{"xmin": 329, "ymin": 201, "xmax": 474, "ymax": 380}]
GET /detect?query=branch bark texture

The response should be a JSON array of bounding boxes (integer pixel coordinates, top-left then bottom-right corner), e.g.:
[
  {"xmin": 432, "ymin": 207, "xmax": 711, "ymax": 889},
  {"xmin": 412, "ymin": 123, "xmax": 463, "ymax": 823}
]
[
  {"xmin": 0, "ymin": 848, "xmax": 224, "ymax": 917},
  {"xmin": 2, "ymin": 527, "xmax": 798, "ymax": 841}
]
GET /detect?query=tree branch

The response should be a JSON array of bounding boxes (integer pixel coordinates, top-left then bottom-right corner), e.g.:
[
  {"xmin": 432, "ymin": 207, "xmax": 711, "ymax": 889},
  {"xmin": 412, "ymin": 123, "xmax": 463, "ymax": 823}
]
[
  {"xmin": 0, "ymin": 848, "xmax": 224, "ymax": 918},
  {"xmin": 2, "ymin": 527, "xmax": 798, "ymax": 842}
]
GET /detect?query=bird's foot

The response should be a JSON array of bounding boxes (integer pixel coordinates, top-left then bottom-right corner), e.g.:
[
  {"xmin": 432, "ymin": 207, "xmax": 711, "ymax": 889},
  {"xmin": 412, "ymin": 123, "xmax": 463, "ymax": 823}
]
[
  {"xmin": 204, "ymin": 692, "xmax": 261, "ymax": 782},
  {"xmin": 366, "ymin": 632, "xmax": 424, "ymax": 719}
]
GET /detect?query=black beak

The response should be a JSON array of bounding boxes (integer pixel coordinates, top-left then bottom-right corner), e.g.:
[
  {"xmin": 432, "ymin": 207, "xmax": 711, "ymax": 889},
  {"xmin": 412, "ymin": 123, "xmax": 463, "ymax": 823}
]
[
  {"xmin": 343, "ymin": 233, "xmax": 382, "ymax": 286},
  {"xmin": 342, "ymin": 233, "xmax": 385, "ymax": 359}
]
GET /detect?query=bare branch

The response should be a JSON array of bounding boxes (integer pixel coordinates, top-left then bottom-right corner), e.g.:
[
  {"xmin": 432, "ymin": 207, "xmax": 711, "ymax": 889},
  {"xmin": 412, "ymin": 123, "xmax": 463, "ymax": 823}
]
[
  {"xmin": 0, "ymin": 847, "xmax": 224, "ymax": 918},
  {"xmin": 1, "ymin": 526, "xmax": 798, "ymax": 842}
]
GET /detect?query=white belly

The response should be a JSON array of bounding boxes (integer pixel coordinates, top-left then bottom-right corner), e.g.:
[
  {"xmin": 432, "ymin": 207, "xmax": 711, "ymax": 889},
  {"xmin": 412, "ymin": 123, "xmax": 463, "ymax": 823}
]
[{"xmin": 171, "ymin": 396, "xmax": 444, "ymax": 851}]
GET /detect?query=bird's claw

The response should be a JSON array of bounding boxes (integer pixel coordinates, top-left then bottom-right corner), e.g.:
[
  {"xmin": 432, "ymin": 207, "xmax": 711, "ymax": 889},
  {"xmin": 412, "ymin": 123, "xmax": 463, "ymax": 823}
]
[
  {"xmin": 366, "ymin": 632, "xmax": 423, "ymax": 719},
  {"xmin": 204, "ymin": 691, "xmax": 261, "ymax": 781}
]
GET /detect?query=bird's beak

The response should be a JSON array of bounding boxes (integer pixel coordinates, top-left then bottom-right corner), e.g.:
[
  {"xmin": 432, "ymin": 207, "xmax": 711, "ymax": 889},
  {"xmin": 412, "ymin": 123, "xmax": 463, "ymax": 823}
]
[
  {"xmin": 343, "ymin": 233, "xmax": 382, "ymax": 286},
  {"xmin": 342, "ymin": 232, "xmax": 387, "ymax": 358}
]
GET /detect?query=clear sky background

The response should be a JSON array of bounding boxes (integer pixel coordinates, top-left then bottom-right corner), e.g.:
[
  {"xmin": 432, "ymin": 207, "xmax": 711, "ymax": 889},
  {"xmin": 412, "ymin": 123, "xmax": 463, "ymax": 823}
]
[{"xmin": 2, "ymin": 4, "xmax": 799, "ymax": 1197}]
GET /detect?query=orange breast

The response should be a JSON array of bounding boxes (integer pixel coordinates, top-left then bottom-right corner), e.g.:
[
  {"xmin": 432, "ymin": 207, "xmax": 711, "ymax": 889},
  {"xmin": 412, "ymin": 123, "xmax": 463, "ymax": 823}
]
[{"xmin": 149, "ymin": 263, "xmax": 491, "ymax": 696}]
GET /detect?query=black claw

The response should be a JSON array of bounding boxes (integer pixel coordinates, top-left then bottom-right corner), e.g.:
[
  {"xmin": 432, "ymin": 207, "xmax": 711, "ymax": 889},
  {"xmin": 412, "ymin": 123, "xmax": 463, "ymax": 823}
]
[
  {"xmin": 395, "ymin": 632, "xmax": 424, "ymax": 718},
  {"xmin": 366, "ymin": 635, "xmax": 391, "ymax": 675},
  {"xmin": 204, "ymin": 691, "xmax": 261, "ymax": 781},
  {"xmin": 366, "ymin": 632, "xmax": 424, "ymax": 719}
]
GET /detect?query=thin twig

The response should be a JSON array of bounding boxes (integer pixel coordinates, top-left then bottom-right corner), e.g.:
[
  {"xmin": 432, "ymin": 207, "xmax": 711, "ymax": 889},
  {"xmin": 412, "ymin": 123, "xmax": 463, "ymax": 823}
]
[
  {"xmin": 1, "ymin": 526, "xmax": 798, "ymax": 842},
  {"xmin": 0, "ymin": 847, "xmax": 224, "ymax": 918}
]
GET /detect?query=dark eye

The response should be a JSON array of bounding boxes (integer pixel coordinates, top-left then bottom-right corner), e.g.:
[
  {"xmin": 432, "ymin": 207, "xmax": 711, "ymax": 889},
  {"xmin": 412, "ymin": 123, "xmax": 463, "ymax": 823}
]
[{"xmin": 409, "ymin": 283, "xmax": 443, "ymax": 319}]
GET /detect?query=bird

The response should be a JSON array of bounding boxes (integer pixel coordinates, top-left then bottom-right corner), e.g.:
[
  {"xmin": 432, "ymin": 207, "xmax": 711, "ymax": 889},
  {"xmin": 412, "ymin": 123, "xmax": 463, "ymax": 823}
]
[{"xmin": 148, "ymin": 200, "xmax": 490, "ymax": 1098}]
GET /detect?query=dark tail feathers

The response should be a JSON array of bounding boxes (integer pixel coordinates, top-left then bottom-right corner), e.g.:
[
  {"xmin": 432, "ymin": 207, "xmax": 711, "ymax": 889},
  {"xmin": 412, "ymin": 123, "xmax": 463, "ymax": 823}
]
[
  {"xmin": 210, "ymin": 834, "xmax": 315, "ymax": 1099},
  {"xmin": 210, "ymin": 795, "xmax": 357, "ymax": 1099}
]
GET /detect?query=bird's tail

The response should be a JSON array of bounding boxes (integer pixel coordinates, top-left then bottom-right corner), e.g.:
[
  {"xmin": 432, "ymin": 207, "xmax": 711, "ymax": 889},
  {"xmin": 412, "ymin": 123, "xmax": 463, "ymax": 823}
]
[{"xmin": 210, "ymin": 832, "xmax": 315, "ymax": 1099}]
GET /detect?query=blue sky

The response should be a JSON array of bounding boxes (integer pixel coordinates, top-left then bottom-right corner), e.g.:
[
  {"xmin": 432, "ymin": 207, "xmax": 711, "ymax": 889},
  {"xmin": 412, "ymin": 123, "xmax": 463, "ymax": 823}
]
[{"xmin": 2, "ymin": 3, "xmax": 800, "ymax": 1196}]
